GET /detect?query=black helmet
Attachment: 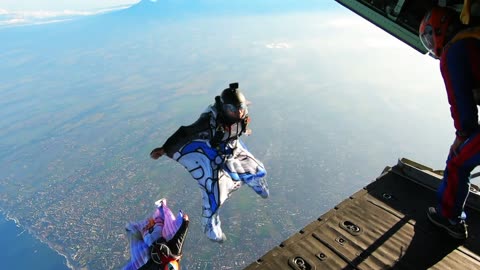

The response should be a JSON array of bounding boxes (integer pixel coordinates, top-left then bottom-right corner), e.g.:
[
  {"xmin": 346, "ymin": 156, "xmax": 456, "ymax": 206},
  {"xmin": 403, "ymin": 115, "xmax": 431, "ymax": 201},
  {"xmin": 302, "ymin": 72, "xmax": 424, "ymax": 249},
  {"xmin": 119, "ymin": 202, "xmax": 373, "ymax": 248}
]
[
  {"xmin": 218, "ymin": 82, "xmax": 248, "ymax": 122},
  {"xmin": 221, "ymin": 82, "xmax": 246, "ymax": 107}
]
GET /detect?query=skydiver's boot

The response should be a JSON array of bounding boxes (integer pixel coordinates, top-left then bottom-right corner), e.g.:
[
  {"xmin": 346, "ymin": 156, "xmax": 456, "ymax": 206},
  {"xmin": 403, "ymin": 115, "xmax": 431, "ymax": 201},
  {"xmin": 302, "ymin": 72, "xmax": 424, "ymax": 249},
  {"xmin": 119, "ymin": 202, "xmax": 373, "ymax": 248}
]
[
  {"xmin": 427, "ymin": 207, "xmax": 468, "ymax": 240},
  {"xmin": 202, "ymin": 213, "xmax": 226, "ymax": 243}
]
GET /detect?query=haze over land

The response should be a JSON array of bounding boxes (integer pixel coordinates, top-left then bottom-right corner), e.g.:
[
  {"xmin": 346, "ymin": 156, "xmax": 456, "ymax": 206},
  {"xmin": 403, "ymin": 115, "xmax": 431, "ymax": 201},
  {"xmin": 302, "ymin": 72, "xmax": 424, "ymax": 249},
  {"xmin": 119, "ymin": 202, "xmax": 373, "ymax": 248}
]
[{"xmin": 0, "ymin": 1, "xmax": 453, "ymax": 269}]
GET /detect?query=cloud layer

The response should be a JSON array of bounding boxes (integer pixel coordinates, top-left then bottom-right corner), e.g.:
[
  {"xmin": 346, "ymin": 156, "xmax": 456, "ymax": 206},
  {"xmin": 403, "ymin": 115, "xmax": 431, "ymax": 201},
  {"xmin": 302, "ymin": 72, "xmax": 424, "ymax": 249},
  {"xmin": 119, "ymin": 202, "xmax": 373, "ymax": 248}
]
[{"xmin": 0, "ymin": 6, "xmax": 130, "ymax": 28}]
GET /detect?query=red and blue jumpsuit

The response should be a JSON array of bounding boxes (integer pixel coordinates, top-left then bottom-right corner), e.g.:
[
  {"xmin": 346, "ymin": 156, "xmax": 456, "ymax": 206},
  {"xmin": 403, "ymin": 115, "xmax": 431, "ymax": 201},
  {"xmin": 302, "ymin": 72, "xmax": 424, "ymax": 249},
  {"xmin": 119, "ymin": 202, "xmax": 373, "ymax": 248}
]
[{"xmin": 438, "ymin": 27, "xmax": 480, "ymax": 222}]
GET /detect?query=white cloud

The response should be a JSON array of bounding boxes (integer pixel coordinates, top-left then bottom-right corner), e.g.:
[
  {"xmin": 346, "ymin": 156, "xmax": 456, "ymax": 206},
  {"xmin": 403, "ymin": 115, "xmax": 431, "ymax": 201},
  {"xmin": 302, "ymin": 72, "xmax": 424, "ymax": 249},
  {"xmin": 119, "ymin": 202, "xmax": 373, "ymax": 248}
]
[
  {"xmin": 0, "ymin": 5, "xmax": 130, "ymax": 27},
  {"xmin": 3, "ymin": 18, "xmax": 26, "ymax": 25},
  {"xmin": 265, "ymin": 42, "xmax": 291, "ymax": 49}
]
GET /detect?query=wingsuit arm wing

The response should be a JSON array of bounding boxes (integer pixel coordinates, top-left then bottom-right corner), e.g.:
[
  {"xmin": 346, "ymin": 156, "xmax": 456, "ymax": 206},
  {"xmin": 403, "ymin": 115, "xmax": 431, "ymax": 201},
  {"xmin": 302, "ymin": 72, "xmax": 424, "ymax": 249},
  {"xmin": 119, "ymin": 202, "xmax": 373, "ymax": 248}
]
[{"xmin": 161, "ymin": 113, "xmax": 211, "ymax": 157}]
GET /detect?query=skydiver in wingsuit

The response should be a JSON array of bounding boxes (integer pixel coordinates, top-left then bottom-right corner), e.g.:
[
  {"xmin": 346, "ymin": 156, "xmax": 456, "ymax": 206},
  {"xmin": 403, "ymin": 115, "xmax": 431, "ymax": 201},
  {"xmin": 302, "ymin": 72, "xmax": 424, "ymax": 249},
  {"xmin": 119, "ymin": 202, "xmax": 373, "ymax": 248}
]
[
  {"xmin": 123, "ymin": 199, "xmax": 189, "ymax": 270},
  {"xmin": 150, "ymin": 82, "xmax": 269, "ymax": 242},
  {"xmin": 419, "ymin": 1, "xmax": 480, "ymax": 240}
]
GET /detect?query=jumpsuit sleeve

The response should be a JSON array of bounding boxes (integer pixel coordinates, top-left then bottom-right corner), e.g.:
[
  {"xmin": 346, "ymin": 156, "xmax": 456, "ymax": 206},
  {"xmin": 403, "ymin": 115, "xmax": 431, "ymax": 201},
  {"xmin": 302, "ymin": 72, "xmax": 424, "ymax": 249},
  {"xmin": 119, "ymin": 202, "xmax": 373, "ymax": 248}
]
[
  {"xmin": 440, "ymin": 38, "xmax": 480, "ymax": 139},
  {"xmin": 162, "ymin": 113, "xmax": 211, "ymax": 157}
]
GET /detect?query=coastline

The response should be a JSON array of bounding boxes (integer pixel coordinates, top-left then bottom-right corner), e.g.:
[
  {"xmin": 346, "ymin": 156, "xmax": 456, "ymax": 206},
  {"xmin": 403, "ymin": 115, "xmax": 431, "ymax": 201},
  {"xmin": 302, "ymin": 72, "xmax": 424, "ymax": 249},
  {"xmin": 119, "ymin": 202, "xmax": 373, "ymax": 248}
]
[{"xmin": 1, "ymin": 209, "xmax": 74, "ymax": 270}]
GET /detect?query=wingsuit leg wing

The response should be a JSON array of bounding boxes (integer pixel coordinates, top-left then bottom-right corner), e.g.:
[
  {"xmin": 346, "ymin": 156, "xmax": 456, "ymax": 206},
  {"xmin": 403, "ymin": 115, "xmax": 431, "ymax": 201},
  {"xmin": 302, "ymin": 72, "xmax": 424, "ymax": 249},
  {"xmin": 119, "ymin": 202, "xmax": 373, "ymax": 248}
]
[{"xmin": 174, "ymin": 140, "xmax": 241, "ymax": 242}]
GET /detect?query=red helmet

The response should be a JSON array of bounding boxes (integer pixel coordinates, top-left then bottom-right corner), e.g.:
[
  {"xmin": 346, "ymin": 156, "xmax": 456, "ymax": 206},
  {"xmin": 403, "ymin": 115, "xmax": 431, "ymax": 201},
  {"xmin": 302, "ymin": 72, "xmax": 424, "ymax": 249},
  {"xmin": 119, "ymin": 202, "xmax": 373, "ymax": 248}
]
[
  {"xmin": 419, "ymin": 7, "xmax": 455, "ymax": 57},
  {"xmin": 164, "ymin": 260, "xmax": 179, "ymax": 270}
]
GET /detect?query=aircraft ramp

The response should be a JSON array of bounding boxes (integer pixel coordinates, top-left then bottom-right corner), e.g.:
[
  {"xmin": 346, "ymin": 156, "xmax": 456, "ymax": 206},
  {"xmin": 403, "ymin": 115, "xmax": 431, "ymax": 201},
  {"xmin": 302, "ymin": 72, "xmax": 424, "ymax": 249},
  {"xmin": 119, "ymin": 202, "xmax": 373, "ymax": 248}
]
[{"xmin": 245, "ymin": 158, "xmax": 480, "ymax": 270}]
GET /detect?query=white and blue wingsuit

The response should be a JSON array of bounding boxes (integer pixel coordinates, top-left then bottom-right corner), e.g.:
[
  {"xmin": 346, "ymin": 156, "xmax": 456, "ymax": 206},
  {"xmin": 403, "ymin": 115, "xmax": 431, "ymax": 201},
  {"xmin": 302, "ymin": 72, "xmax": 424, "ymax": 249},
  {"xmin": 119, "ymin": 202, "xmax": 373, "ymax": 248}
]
[{"xmin": 151, "ymin": 84, "xmax": 269, "ymax": 242}]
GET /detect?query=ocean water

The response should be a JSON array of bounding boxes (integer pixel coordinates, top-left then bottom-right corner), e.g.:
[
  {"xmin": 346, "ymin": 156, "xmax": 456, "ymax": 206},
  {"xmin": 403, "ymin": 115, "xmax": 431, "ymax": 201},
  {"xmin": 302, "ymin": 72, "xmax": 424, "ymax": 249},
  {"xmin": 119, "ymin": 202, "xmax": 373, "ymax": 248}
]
[{"xmin": 0, "ymin": 215, "xmax": 69, "ymax": 270}]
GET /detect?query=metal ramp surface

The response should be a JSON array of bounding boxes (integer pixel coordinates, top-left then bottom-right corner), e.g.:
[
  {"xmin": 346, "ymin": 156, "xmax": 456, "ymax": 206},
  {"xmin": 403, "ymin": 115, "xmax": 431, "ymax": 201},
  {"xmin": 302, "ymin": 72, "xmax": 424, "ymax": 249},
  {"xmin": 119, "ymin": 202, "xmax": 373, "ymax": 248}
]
[{"xmin": 245, "ymin": 158, "xmax": 480, "ymax": 270}]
